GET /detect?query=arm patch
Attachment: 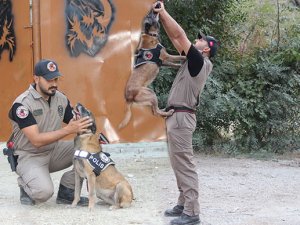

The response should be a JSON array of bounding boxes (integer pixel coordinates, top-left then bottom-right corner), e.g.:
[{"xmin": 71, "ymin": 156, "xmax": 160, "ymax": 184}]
[{"xmin": 9, "ymin": 103, "xmax": 37, "ymax": 129}]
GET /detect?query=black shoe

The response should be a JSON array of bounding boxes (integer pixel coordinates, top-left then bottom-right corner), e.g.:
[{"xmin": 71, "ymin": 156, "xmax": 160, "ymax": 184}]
[
  {"xmin": 56, "ymin": 184, "xmax": 88, "ymax": 206},
  {"xmin": 165, "ymin": 205, "xmax": 184, "ymax": 217},
  {"xmin": 20, "ymin": 187, "xmax": 35, "ymax": 205},
  {"xmin": 170, "ymin": 213, "xmax": 200, "ymax": 225}
]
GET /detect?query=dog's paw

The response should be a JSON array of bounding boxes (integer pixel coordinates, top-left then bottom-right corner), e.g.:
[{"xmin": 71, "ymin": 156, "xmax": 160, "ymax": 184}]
[
  {"xmin": 157, "ymin": 109, "xmax": 174, "ymax": 117},
  {"xmin": 66, "ymin": 204, "xmax": 76, "ymax": 209},
  {"xmin": 88, "ymin": 206, "xmax": 95, "ymax": 212},
  {"xmin": 109, "ymin": 205, "xmax": 119, "ymax": 210},
  {"xmin": 165, "ymin": 109, "xmax": 174, "ymax": 116}
]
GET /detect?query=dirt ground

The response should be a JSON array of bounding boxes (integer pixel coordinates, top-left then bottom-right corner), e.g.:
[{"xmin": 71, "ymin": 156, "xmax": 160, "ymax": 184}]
[{"xmin": 0, "ymin": 142, "xmax": 300, "ymax": 225}]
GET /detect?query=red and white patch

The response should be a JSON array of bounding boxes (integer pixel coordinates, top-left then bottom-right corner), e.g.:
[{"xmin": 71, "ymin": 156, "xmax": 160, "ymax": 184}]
[
  {"xmin": 16, "ymin": 106, "xmax": 29, "ymax": 119},
  {"xmin": 47, "ymin": 62, "xmax": 57, "ymax": 72},
  {"xmin": 143, "ymin": 51, "xmax": 153, "ymax": 61}
]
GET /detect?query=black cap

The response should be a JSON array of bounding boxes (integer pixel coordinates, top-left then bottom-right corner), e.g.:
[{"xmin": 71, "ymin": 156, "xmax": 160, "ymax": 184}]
[
  {"xmin": 198, "ymin": 31, "xmax": 218, "ymax": 58},
  {"xmin": 34, "ymin": 59, "xmax": 62, "ymax": 80}
]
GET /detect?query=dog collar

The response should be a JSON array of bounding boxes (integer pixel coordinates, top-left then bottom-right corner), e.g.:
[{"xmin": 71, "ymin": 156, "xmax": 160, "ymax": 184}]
[
  {"xmin": 74, "ymin": 150, "xmax": 115, "ymax": 176},
  {"xmin": 143, "ymin": 32, "xmax": 159, "ymax": 38}
]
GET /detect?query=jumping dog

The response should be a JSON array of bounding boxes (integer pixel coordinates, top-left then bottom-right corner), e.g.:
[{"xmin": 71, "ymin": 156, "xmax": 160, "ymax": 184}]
[{"xmin": 118, "ymin": 9, "xmax": 186, "ymax": 129}]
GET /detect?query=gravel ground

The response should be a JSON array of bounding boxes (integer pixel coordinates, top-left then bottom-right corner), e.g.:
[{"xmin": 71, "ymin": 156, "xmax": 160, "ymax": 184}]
[{"xmin": 0, "ymin": 142, "xmax": 300, "ymax": 225}]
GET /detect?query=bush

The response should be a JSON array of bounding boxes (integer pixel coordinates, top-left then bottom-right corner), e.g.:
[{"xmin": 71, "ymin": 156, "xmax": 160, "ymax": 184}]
[{"xmin": 195, "ymin": 24, "xmax": 300, "ymax": 153}]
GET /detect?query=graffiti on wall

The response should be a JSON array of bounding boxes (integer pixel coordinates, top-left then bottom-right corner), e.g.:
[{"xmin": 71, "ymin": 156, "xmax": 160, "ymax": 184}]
[
  {"xmin": 0, "ymin": 0, "xmax": 16, "ymax": 61},
  {"xmin": 65, "ymin": 0, "xmax": 116, "ymax": 57}
]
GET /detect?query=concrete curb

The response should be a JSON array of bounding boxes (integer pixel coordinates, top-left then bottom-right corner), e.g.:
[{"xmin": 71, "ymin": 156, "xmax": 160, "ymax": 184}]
[
  {"xmin": 102, "ymin": 141, "xmax": 168, "ymax": 158},
  {"xmin": 0, "ymin": 141, "xmax": 169, "ymax": 159}
]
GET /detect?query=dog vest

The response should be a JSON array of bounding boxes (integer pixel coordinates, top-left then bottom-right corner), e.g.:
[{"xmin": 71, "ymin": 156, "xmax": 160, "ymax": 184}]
[
  {"xmin": 134, "ymin": 43, "xmax": 163, "ymax": 68},
  {"xmin": 74, "ymin": 150, "xmax": 115, "ymax": 176}
]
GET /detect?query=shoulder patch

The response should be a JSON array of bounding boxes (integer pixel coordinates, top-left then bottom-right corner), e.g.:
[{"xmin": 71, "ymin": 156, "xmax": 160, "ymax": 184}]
[
  {"xmin": 16, "ymin": 106, "xmax": 29, "ymax": 119},
  {"xmin": 58, "ymin": 105, "xmax": 64, "ymax": 118}
]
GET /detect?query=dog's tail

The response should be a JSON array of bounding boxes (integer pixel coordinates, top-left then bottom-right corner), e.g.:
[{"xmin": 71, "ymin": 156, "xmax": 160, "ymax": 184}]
[{"xmin": 118, "ymin": 102, "xmax": 133, "ymax": 130}]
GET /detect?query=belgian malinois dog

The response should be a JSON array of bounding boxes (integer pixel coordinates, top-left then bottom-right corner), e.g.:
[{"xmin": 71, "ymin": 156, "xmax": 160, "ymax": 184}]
[
  {"xmin": 71, "ymin": 103, "xmax": 133, "ymax": 210},
  {"xmin": 118, "ymin": 9, "xmax": 186, "ymax": 129}
]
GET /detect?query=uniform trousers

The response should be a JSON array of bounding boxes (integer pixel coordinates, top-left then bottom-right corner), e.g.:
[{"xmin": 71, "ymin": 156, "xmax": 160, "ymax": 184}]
[
  {"xmin": 16, "ymin": 141, "xmax": 75, "ymax": 203},
  {"xmin": 166, "ymin": 111, "xmax": 200, "ymax": 216}
]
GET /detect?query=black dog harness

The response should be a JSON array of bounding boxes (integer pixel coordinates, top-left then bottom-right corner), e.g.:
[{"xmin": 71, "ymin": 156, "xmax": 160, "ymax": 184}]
[
  {"xmin": 74, "ymin": 150, "xmax": 115, "ymax": 176},
  {"xmin": 134, "ymin": 43, "xmax": 164, "ymax": 68}
]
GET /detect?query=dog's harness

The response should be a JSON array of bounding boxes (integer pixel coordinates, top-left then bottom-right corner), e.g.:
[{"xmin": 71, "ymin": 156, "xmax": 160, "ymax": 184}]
[
  {"xmin": 134, "ymin": 43, "xmax": 164, "ymax": 68},
  {"xmin": 74, "ymin": 150, "xmax": 115, "ymax": 176}
]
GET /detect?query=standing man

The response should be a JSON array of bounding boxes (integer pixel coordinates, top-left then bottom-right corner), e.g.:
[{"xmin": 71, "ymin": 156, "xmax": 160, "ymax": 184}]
[
  {"xmin": 8, "ymin": 59, "xmax": 92, "ymax": 205},
  {"xmin": 153, "ymin": 2, "xmax": 218, "ymax": 225}
]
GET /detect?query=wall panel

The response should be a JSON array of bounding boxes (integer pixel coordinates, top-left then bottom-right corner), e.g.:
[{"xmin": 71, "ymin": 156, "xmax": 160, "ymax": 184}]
[
  {"xmin": 0, "ymin": 0, "xmax": 166, "ymax": 143},
  {"xmin": 0, "ymin": 0, "xmax": 33, "ymax": 140}
]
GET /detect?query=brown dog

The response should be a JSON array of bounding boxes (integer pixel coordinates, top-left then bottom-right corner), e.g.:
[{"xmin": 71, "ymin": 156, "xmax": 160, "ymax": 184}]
[
  {"xmin": 118, "ymin": 10, "xmax": 186, "ymax": 129},
  {"xmin": 71, "ymin": 103, "xmax": 133, "ymax": 210}
]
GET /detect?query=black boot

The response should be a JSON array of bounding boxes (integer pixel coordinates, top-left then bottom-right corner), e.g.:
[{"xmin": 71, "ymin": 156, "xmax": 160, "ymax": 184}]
[
  {"xmin": 20, "ymin": 187, "xmax": 35, "ymax": 205},
  {"xmin": 56, "ymin": 184, "xmax": 88, "ymax": 206},
  {"xmin": 165, "ymin": 205, "xmax": 184, "ymax": 217},
  {"xmin": 170, "ymin": 213, "xmax": 200, "ymax": 225}
]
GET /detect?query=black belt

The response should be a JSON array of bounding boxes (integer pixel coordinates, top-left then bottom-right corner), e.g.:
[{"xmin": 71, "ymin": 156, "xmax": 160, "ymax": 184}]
[{"xmin": 165, "ymin": 106, "xmax": 196, "ymax": 114}]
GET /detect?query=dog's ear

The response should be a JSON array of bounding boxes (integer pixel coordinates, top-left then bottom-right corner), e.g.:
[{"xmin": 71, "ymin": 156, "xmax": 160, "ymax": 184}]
[{"xmin": 144, "ymin": 22, "xmax": 151, "ymax": 34}]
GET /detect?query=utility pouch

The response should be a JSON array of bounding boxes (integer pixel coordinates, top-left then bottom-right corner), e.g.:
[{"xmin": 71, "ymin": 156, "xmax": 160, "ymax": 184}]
[{"xmin": 2, "ymin": 141, "xmax": 18, "ymax": 172}]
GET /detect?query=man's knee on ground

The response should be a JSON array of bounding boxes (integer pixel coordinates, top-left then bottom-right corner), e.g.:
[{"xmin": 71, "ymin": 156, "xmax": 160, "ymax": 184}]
[{"xmin": 31, "ymin": 186, "xmax": 54, "ymax": 202}]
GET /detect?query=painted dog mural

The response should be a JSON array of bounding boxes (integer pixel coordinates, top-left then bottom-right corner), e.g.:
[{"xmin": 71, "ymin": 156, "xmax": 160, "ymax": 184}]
[
  {"xmin": 65, "ymin": 0, "xmax": 116, "ymax": 57},
  {"xmin": 0, "ymin": 0, "xmax": 16, "ymax": 61}
]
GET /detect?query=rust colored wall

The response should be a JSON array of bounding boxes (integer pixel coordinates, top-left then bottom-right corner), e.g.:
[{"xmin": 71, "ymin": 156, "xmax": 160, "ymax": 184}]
[
  {"xmin": 0, "ymin": 0, "xmax": 167, "ymax": 143},
  {"xmin": 0, "ymin": 0, "xmax": 33, "ymax": 140}
]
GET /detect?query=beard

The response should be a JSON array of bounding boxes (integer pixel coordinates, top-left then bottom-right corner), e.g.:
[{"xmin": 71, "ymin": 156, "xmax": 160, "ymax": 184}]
[{"xmin": 40, "ymin": 85, "xmax": 57, "ymax": 97}]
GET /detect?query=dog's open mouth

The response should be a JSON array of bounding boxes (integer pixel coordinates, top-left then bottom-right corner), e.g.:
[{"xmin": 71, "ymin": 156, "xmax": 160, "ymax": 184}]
[
  {"xmin": 74, "ymin": 103, "xmax": 90, "ymax": 118},
  {"xmin": 73, "ymin": 103, "xmax": 97, "ymax": 134}
]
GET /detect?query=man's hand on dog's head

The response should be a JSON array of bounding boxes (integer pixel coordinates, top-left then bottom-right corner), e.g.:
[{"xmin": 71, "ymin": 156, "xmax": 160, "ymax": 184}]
[{"xmin": 64, "ymin": 117, "xmax": 93, "ymax": 134}]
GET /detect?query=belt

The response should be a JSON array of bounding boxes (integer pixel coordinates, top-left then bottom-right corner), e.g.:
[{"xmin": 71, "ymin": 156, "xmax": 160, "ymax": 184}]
[{"xmin": 165, "ymin": 106, "xmax": 196, "ymax": 114}]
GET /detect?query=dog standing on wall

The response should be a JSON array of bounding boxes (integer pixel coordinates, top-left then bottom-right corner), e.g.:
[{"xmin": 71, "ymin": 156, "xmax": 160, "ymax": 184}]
[
  {"xmin": 118, "ymin": 9, "xmax": 186, "ymax": 129},
  {"xmin": 71, "ymin": 103, "xmax": 133, "ymax": 210}
]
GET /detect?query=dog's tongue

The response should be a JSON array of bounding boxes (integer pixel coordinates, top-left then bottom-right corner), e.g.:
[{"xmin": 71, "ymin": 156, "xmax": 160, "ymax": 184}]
[{"xmin": 72, "ymin": 109, "xmax": 81, "ymax": 120}]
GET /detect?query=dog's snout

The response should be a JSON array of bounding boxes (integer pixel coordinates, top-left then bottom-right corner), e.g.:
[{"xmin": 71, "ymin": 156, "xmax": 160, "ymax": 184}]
[
  {"xmin": 145, "ymin": 10, "xmax": 159, "ymax": 24},
  {"xmin": 74, "ymin": 103, "xmax": 97, "ymax": 134},
  {"xmin": 75, "ymin": 103, "xmax": 91, "ymax": 118},
  {"xmin": 143, "ymin": 12, "xmax": 160, "ymax": 34}
]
